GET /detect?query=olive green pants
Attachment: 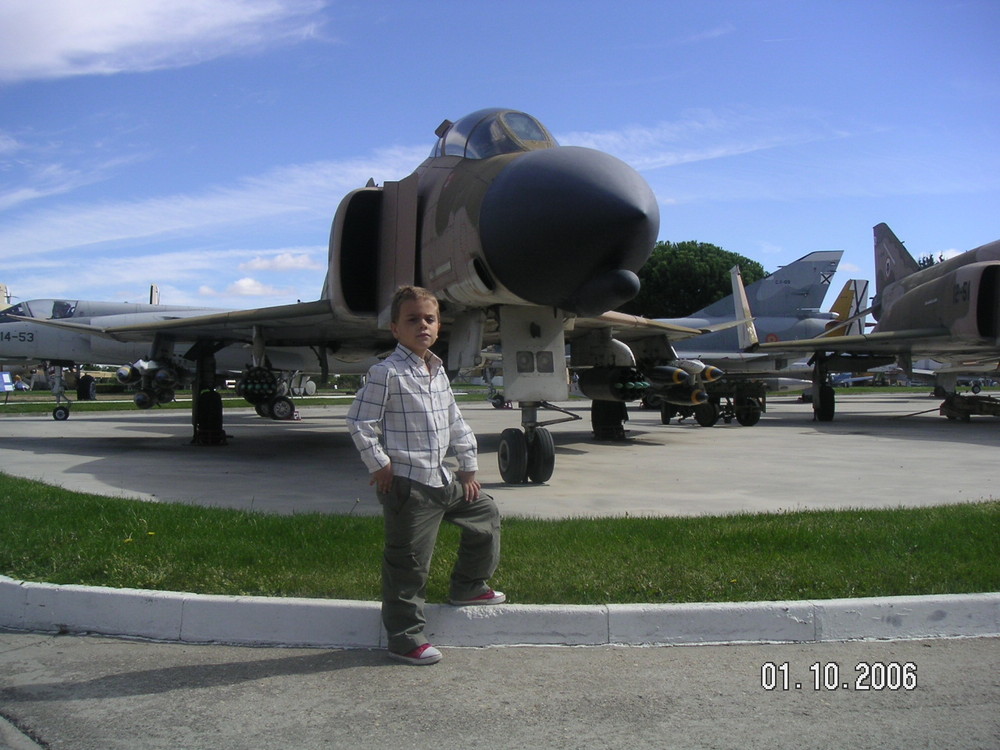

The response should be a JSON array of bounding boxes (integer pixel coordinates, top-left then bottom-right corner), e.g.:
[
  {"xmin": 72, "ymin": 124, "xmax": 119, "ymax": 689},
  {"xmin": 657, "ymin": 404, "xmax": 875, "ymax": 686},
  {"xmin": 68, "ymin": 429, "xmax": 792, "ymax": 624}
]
[{"xmin": 379, "ymin": 476, "xmax": 501, "ymax": 654}]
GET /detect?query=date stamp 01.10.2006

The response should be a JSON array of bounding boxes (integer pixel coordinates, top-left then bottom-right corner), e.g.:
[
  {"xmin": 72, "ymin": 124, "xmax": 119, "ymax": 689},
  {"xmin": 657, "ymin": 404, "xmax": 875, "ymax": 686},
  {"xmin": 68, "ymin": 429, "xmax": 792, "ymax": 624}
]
[{"xmin": 761, "ymin": 661, "xmax": 918, "ymax": 692}]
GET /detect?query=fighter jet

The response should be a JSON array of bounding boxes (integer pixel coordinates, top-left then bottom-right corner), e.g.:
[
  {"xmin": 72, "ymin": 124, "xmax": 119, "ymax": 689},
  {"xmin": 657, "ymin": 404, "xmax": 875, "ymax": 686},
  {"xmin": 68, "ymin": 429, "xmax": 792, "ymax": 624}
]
[
  {"xmin": 749, "ymin": 223, "xmax": 1000, "ymax": 420},
  {"xmin": 5, "ymin": 108, "xmax": 728, "ymax": 484},
  {"xmin": 644, "ymin": 252, "xmax": 872, "ymax": 426},
  {"xmin": 666, "ymin": 250, "xmax": 844, "ymax": 351},
  {"xmin": 0, "ymin": 293, "xmax": 370, "ymax": 419}
]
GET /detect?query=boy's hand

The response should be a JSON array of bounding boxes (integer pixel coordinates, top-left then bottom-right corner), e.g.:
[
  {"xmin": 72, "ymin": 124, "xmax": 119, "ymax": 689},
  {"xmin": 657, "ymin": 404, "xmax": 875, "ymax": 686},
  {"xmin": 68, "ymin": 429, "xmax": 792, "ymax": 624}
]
[
  {"xmin": 371, "ymin": 464, "xmax": 394, "ymax": 494},
  {"xmin": 457, "ymin": 471, "xmax": 481, "ymax": 502}
]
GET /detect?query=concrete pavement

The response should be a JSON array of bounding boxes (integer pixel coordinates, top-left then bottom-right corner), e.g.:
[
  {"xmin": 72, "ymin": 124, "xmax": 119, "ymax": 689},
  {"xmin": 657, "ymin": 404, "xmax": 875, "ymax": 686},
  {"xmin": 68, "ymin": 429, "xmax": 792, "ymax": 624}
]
[
  {"xmin": 2, "ymin": 392, "xmax": 998, "ymax": 518},
  {"xmin": 1, "ymin": 631, "xmax": 997, "ymax": 749},
  {"xmin": 1, "ymin": 393, "xmax": 997, "ymax": 650},
  {"xmin": 1, "ymin": 392, "xmax": 999, "ymax": 747}
]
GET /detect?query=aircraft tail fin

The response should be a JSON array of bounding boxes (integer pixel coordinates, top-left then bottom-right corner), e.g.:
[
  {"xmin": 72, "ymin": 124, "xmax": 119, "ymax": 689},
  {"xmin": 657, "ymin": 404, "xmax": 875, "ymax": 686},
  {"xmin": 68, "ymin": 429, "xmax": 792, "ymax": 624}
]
[
  {"xmin": 149, "ymin": 284, "xmax": 160, "ymax": 305},
  {"xmin": 822, "ymin": 279, "xmax": 869, "ymax": 336},
  {"xmin": 0, "ymin": 284, "xmax": 9, "ymax": 308},
  {"xmin": 730, "ymin": 265, "xmax": 759, "ymax": 349},
  {"xmin": 694, "ymin": 250, "xmax": 842, "ymax": 319},
  {"xmin": 874, "ymin": 223, "xmax": 920, "ymax": 296}
]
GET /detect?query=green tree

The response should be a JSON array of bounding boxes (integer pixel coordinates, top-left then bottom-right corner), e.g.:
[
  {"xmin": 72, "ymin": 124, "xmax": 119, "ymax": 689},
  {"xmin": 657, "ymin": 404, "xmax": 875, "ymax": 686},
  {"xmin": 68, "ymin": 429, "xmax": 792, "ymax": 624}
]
[{"xmin": 619, "ymin": 240, "xmax": 767, "ymax": 318}]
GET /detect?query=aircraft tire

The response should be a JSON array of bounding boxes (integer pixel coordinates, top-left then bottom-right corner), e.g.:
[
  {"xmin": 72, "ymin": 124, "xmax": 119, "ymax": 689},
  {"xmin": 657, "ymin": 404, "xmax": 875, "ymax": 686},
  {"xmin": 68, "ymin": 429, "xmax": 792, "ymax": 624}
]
[
  {"xmin": 269, "ymin": 396, "xmax": 295, "ymax": 420},
  {"xmin": 591, "ymin": 399, "xmax": 627, "ymax": 440},
  {"xmin": 694, "ymin": 402, "xmax": 719, "ymax": 427},
  {"xmin": 660, "ymin": 405, "xmax": 676, "ymax": 424},
  {"xmin": 735, "ymin": 397, "xmax": 762, "ymax": 427},
  {"xmin": 816, "ymin": 385, "xmax": 836, "ymax": 422},
  {"xmin": 52, "ymin": 406, "xmax": 70, "ymax": 421},
  {"xmin": 526, "ymin": 427, "xmax": 555, "ymax": 484},
  {"xmin": 498, "ymin": 428, "xmax": 528, "ymax": 484}
]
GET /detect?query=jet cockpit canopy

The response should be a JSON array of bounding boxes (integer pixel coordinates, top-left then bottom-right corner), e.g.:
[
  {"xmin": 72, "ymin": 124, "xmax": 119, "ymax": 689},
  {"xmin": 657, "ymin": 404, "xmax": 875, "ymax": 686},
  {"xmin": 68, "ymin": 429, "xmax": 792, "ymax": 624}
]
[
  {"xmin": 0, "ymin": 299, "xmax": 78, "ymax": 321},
  {"xmin": 432, "ymin": 108, "xmax": 558, "ymax": 159}
]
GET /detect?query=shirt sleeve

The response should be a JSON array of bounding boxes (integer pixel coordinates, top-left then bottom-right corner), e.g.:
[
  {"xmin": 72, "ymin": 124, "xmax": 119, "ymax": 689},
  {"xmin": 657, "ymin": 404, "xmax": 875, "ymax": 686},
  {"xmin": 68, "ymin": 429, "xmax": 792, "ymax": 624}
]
[
  {"xmin": 345, "ymin": 365, "xmax": 391, "ymax": 474},
  {"xmin": 447, "ymin": 391, "xmax": 479, "ymax": 473}
]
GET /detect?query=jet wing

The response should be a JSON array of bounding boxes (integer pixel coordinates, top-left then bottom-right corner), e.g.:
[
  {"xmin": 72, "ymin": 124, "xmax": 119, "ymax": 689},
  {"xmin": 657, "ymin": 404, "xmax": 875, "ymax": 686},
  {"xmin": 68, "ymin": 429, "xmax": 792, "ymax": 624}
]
[
  {"xmin": 749, "ymin": 327, "xmax": 957, "ymax": 355},
  {"xmin": 12, "ymin": 300, "xmax": 394, "ymax": 350},
  {"xmin": 571, "ymin": 310, "xmax": 750, "ymax": 341}
]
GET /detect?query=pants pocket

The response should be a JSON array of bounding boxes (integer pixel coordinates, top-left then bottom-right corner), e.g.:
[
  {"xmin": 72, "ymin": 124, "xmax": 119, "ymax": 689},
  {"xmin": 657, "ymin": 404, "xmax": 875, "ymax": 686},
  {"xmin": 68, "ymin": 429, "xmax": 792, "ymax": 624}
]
[{"xmin": 380, "ymin": 476, "xmax": 412, "ymax": 514}]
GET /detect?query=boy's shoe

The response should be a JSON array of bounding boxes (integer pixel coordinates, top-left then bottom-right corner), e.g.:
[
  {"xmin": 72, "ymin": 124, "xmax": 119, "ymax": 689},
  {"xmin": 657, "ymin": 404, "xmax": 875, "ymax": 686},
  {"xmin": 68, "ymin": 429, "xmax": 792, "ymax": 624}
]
[
  {"xmin": 389, "ymin": 643, "xmax": 442, "ymax": 666},
  {"xmin": 450, "ymin": 589, "xmax": 506, "ymax": 606}
]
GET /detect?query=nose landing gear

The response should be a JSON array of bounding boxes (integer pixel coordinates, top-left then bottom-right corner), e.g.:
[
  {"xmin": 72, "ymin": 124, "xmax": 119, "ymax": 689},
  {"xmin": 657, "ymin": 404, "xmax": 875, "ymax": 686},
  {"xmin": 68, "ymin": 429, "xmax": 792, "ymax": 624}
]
[{"xmin": 497, "ymin": 401, "xmax": 577, "ymax": 484}]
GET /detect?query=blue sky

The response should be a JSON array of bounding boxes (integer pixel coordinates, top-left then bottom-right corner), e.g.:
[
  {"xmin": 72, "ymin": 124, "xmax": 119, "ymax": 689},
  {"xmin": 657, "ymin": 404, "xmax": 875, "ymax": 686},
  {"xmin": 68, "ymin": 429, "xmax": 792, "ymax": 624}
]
[{"xmin": 1, "ymin": 0, "xmax": 997, "ymax": 311}]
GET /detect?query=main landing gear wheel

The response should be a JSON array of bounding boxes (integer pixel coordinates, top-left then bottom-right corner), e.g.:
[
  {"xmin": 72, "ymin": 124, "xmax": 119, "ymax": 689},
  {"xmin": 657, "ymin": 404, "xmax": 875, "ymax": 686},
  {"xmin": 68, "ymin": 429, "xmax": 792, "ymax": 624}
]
[
  {"xmin": 815, "ymin": 384, "xmax": 835, "ymax": 422},
  {"xmin": 591, "ymin": 400, "xmax": 628, "ymax": 440},
  {"xmin": 52, "ymin": 405, "xmax": 70, "ymax": 421},
  {"xmin": 269, "ymin": 395, "xmax": 296, "ymax": 420}
]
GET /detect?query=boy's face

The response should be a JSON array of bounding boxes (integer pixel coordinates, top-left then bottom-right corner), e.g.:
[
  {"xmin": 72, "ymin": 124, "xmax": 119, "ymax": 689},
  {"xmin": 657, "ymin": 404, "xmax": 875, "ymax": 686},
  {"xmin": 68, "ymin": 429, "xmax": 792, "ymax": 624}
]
[{"xmin": 391, "ymin": 297, "xmax": 440, "ymax": 357}]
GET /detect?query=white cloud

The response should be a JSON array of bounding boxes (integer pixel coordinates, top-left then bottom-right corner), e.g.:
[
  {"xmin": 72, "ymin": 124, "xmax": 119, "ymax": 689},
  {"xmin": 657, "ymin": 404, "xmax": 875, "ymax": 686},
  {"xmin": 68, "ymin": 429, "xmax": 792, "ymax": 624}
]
[
  {"xmin": 558, "ymin": 108, "xmax": 835, "ymax": 172},
  {"xmin": 226, "ymin": 277, "xmax": 287, "ymax": 296},
  {"xmin": 0, "ymin": 132, "xmax": 20, "ymax": 154},
  {"xmin": 4, "ymin": 243, "xmax": 327, "ymax": 307},
  {"xmin": 0, "ymin": 0, "xmax": 328, "ymax": 83},
  {"xmin": 240, "ymin": 251, "xmax": 323, "ymax": 272},
  {"xmin": 0, "ymin": 158, "xmax": 141, "ymax": 211},
  {"xmin": 0, "ymin": 146, "xmax": 426, "ymax": 255}
]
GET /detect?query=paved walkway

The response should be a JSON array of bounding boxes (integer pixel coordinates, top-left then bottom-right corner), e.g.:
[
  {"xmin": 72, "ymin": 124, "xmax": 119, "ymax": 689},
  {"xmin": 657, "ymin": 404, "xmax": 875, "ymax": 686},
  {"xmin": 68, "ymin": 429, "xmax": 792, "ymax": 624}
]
[
  {"xmin": 2, "ymin": 392, "xmax": 997, "ymax": 518},
  {"xmin": 1, "ymin": 392, "xmax": 998, "ymax": 747},
  {"xmin": 1, "ymin": 631, "xmax": 997, "ymax": 749}
]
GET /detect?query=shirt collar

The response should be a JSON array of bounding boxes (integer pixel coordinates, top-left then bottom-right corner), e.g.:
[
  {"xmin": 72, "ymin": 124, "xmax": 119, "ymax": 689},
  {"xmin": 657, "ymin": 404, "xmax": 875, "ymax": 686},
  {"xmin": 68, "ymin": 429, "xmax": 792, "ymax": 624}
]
[{"xmin": 396, "ymin": 344, "xmax": 443, "ymax": 375}]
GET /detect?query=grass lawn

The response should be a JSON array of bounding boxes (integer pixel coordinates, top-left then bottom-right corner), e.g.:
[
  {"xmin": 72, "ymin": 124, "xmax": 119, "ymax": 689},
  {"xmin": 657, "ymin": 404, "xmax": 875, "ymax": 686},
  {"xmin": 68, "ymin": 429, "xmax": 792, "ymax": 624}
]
[{"xmin": 2, "ymin": 472, "xmax": 996, "ymax": 605}]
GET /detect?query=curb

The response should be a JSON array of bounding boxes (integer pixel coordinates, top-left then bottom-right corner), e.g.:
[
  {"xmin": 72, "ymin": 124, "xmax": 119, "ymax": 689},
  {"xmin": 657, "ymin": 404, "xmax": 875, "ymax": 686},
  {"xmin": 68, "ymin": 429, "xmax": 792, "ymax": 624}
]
[{"xmin": 2, "ymin": 576, "xmax": 998, "ymax": 648}]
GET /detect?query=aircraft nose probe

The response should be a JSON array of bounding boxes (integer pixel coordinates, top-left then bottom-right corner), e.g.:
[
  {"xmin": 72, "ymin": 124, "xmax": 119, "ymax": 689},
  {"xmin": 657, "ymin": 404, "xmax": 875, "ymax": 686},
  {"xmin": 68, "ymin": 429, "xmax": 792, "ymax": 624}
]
[{"xmin": 478, "ymin": 146, "xmax": 660, "ymax": 316}]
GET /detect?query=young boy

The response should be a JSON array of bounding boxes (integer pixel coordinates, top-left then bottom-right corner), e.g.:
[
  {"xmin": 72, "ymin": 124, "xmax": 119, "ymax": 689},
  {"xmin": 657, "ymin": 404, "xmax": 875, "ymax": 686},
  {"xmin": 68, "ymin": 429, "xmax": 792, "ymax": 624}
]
[{"xmin": 346, "ymin": 286, "xmax": 504, "ymax": 665}]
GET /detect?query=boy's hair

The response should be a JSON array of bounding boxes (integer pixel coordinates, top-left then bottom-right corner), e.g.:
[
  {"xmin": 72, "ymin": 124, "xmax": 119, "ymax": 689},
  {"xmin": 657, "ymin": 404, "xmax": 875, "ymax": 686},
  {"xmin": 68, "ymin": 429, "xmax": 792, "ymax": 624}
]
[{"xmin": 390, "ymin": 285, "xmax": 439, "ymax": 323}]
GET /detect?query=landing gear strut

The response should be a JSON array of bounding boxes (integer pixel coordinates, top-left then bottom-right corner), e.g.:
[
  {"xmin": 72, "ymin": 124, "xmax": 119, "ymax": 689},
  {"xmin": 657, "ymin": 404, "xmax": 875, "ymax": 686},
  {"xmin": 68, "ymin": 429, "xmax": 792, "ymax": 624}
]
[{"xmin": 46, "ymin": 366, "xmax": 72, "ymax": 420}]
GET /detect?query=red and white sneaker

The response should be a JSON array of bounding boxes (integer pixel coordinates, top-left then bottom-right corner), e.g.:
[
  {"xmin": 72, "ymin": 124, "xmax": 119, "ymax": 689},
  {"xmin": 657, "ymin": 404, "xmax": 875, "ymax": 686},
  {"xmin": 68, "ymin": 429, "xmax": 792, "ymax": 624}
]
[
  {"xmin": 450, "ymin": 589, "xmax": 507, "ymax": 606},
  {"xmin": 389, "ymin": 643, "xmax": 442, "ymax": 666}
]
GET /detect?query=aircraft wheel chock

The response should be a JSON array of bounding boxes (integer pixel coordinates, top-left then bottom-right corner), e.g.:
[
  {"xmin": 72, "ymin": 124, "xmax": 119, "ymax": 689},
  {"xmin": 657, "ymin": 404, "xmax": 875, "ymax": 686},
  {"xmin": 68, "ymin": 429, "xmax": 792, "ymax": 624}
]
[{"xmin": 498, "ymin": 428, "xmax": 528, "ymax": 484}]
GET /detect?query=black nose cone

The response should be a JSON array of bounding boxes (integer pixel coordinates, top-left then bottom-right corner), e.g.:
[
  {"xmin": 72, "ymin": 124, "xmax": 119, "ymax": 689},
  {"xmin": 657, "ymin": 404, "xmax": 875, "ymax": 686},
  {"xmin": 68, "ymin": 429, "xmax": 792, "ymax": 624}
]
[{"xmin": 479, "ymin": 146, "xmax": 659, "ymax": 315}]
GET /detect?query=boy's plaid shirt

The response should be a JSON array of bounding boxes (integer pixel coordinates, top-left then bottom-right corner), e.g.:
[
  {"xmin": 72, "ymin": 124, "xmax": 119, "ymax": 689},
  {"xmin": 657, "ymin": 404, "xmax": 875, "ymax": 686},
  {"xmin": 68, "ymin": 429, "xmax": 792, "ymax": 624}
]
[{"xmin": 346, "ymin": 344, "xmax": 478, "ymax": 488}]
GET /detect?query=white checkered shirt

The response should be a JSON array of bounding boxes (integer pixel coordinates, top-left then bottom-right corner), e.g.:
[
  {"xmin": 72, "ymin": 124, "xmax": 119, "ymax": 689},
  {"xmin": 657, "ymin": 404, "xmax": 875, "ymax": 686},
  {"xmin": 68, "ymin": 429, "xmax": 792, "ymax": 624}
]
[{"xmin": 346, "ymin": 344, "xmax": 478, "ymax": 487}]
